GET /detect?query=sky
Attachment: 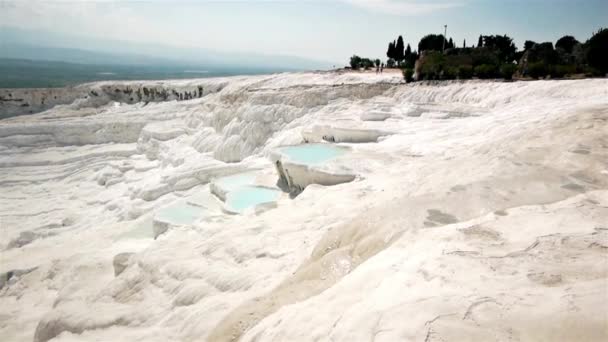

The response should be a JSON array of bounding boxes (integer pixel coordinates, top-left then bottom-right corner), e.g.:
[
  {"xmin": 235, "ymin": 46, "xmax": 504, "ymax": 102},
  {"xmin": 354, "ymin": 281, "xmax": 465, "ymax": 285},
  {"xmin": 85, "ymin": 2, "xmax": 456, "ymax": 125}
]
[{"xmin": 1, "ymin": 0, "xmax": 607, "ymax": 64}]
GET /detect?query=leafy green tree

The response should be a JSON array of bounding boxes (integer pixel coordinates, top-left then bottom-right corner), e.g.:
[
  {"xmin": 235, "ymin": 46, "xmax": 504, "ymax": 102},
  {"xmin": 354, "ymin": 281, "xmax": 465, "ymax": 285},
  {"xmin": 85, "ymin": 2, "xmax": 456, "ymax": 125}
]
[
  {"xmin": 375, "ymin": 59, "xmax": 381, "ymax": 67},
  {"xmin": 531, "ymin": 42, "xmax": 559, "ymax": 64},
  {"xmin": 418, "ymin": 34, "xmax": 446, "ymax": 52},
  {"xmin": 480, "ymin": 35, "xmax": 517, "ymax": 62},
  {"xmin": 373, "ymin": 28, "xmax": 603, "ymax": 81},
  {"xmin": 360, "ymin": 58, "xmax": 375, "ymax": 70},
  {"xmin": 519, "ymin": 42, "xmax": 559, "ymax": 78},
  {"xmin": 350, "ymin": 55, "xmax": 362, "ymax": 69},
  {"xmin": 555, "ymin": 37, "xmax": 580, "ymax": 64},
  {"xmin": 572, "ymin": 43, "xmax": 588, "ymax": 66},
  {"xmin": 555, "ymin": 35, "xmax": 580, "ymax": 54},
  {"xmin": 586, "ymin": 28, "xmax": 608, "ymax": 74},
  {"xmin": 524, "ymin": 40, "xmax": 537, "ymax": 51}
]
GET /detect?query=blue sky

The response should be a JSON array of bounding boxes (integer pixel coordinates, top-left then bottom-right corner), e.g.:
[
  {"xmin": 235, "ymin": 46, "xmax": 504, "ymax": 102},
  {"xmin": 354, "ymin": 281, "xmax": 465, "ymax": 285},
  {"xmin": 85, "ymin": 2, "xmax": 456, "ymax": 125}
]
[{"xmin": 1, "ymin": 0, "xmax": 606, "ymax": 64}]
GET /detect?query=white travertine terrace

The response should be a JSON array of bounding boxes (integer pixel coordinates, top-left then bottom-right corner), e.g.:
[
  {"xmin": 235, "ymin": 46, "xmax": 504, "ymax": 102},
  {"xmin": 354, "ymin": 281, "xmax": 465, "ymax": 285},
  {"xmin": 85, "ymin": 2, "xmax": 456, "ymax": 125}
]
[{"xmin": 0, "ymin": 72, "xmax": 607, "ymax": 342}]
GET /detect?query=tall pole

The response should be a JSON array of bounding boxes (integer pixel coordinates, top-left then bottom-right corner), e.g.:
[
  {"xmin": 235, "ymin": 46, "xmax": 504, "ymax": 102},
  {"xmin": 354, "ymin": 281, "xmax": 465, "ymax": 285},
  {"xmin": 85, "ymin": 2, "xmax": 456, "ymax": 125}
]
[{"xmin": 442, "ymin": 25, "xmax": 448, "ymax": 53}]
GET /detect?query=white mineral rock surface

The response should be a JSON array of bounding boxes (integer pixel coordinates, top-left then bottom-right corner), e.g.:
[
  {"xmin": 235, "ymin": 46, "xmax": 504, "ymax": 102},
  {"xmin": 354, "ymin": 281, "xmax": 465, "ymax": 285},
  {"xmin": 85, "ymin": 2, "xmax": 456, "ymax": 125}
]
[{"xmin": 1, "ymin": 71, "xmax": 607, "ymax": 342}]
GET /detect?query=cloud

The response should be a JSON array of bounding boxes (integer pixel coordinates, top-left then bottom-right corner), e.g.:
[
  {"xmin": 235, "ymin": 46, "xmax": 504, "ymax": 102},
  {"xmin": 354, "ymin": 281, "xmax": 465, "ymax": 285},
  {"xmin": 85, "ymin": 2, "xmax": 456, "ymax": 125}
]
[
  {"xmin": 0, "ymin": 0, "xmax": 166, "ymax": 43},
  {"xmin": 341, "ymin": 0, "xmax": 464, "ymax": 15}
]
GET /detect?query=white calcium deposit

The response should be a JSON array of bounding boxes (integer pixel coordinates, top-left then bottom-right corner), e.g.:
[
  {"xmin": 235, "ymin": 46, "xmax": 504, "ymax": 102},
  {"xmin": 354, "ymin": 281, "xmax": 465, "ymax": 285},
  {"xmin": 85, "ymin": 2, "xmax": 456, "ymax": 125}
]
[{"xmin": 1, "ymin": 71, "xmax": 607, "ymax": 342}]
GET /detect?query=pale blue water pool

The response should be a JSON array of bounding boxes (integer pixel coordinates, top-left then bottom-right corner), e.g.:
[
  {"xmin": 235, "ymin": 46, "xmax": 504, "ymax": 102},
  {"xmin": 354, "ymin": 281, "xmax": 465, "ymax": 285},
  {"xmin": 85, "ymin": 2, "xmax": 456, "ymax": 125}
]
[
  {"xmin": 118, "ymin": 217, "xmax": 155, "ymax": 240},
  {"xmin": 214, "ymin": 172, "xmax": 257, "ymax": 192},
  {"xmin": 155, "ymin": 201, "xmax": 203, "ymax": 225},
  {"xmin": 279, "ymin": 144, "xmax": 347, "ymax": 165},
  {"xmin": 225, "ymin": 186, "xmax": 281, "ymax": 213}
]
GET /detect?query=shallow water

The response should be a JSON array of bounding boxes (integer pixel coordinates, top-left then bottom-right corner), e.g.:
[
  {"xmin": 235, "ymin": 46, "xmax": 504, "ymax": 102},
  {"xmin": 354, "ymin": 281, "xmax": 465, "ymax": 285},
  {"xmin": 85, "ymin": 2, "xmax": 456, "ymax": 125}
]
[
  {"xmin": 118, "ymin": 217, "xmax": 155, "ymax": 240},
  {"xmin": 225, "ymin": 186, "xmax": 281, "ymax": 213},
  {"xmin": 279, "ymin": 144, "xmax": 347, "ymax": 165},
  {"xmin": 155, "ymin": 201, "xmax": 203, "ymax": 225},
  {"xmin": 187, "ymin": 191, "xmax": 222, "ymax": 209},
  {"xmin": 213, "ymin": 173, "xmax": 257, "ymax": 192}
]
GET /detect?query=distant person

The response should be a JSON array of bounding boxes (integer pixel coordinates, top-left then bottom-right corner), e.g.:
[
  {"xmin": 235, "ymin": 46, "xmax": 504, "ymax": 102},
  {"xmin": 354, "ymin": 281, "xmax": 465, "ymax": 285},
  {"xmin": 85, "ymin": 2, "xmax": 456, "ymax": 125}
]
[
  {"xmin": 381, "ymin": 63, "xmax": 384, "ymax": 73},
  {"xmin": 376, "ymin": 64, "xmax": 380, "ymax": 74}
]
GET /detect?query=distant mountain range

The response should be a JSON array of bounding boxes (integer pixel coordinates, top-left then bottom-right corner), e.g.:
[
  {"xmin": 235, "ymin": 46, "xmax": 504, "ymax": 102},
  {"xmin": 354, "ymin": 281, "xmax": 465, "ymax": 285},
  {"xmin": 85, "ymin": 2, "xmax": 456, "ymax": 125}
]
[
  {"xmin": 0, "ymin": 43, "xmax": 187, "ymax": 67},
  {"xmin": 0, "ymin": 26, "xmax": 336, "ymax": 88},
  {"xmin": 0, "ymin": 58, "xmax": 299, "ymax": 88},
  {"xmin": 0, "ymin": 27, "xmax": 335, "ymax": 69}
]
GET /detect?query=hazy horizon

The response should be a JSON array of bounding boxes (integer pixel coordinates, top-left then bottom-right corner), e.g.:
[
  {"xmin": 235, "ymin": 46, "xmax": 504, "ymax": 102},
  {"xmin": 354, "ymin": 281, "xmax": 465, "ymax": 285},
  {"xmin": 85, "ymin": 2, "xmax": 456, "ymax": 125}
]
[{"xmin": 1, "ymin": 0, "xmax": 607, "ymax": 65}]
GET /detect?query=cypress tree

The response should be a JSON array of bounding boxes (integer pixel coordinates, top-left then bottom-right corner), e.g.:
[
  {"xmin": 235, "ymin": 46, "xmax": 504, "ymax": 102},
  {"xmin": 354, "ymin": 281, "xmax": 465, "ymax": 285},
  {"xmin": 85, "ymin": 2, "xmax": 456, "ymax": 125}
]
[
  {"xmin": 387, "ymin": 42, "xmax": 395, "ymax": 59},
  {"xmin": 463, "ymin": 39, "xmax": 466, "ymax": 48},
  {"xmin": 396, "ymin": 36, "xmax": 405, "ymax": 63},
  {"xmin": 393, "ymin": 40, "xmax": 397, "ymax": 59},
  {"xmin": 448, "ymin": 38, "xmax": 454, "ymax": 49},
  {"xmin": 405, "ymin": 44, "xmax": 413, "ymax": 66},
  {"xmin": 478, "ymin": 35, "xmax": 483, "ymax": 48}
]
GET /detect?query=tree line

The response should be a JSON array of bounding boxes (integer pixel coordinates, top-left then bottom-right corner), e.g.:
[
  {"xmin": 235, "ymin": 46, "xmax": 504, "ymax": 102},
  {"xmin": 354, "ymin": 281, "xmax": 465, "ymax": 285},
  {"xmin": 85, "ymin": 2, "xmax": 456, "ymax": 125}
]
[{"xmin": 348, "ymin": 28, "xmax": 608, "ymax": 82}]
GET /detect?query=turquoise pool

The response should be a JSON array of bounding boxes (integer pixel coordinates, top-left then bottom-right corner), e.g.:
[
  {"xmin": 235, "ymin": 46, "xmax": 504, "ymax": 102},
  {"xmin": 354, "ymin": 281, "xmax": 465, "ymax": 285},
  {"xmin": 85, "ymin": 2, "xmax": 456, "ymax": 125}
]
[
  {"xmin": 155, "ymin": 201, "xmax": 203, "ymax": 225},
  {"xmin": 118, "ymin": 217, "xmax": 155, "ymax": 240},
  {"xmin": 213, "ymin": 172, "xmax": 257, "ymax": 192},
  {"xmin": 225, "ymin": 186, "xmax": 282, "ymax": 213},
  {"xmin": 279, "ymin": 144, "xmax": 347, "ymax": 165}
]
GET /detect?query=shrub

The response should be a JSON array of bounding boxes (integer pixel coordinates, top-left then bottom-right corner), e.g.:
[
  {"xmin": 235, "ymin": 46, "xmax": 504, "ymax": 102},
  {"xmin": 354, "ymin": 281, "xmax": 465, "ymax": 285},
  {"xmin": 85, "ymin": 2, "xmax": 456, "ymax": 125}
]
[
  {"xmin": 552, "ymin": 64, "xmax": 576, "ymax": 78},
  {"xmin": 386, "ymin": 58, "xmax": 396, "ymax": 68},
  {"xmin": 474, "ymin": 64, "xmax": 498, "ymax": 79},
  {"xmin": 420, "ymin": 64, "xmax": 440, "ymax": 80},
  {"xmin": 528, "ymin": 62, "xmax": 548, "ymax": 79},
  {"xmin": 500, "ymin": 63, "xmax": 517, "ymax": 80},
  {"xmin": 402, "ymin": 68, "xmax": 414, "ymax": 83},
  {"xmin": 457, "ymin": 66, "xmax": 473, "ymax": 79},
  {"xmin": 583, "ymin": 66, "xmax": 602, "ymax": 77},
  {"xmin": 442, "ymin": 66, "xmax": 459, "ymax": 80},
  {"xmin": 471, "ymin": 47, "xmax": 499, "ymax": 67},
  {"xmin": 417, "ymin": 51, "xmax": 445, "ymax": 80},
  {"xmin": 361, "ymin": 58, "xmax": 375, "ymax": 70}
]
